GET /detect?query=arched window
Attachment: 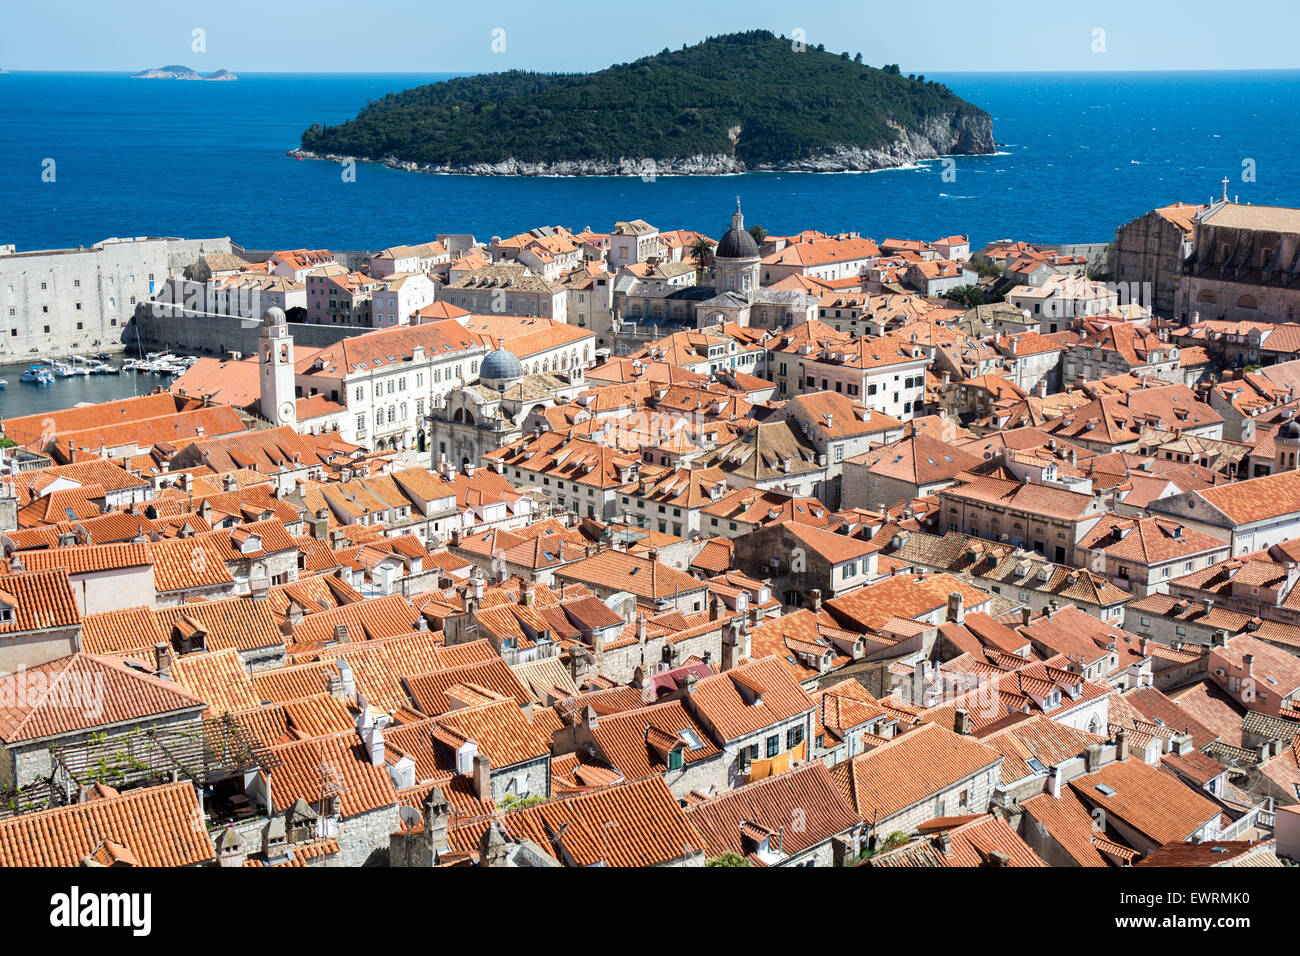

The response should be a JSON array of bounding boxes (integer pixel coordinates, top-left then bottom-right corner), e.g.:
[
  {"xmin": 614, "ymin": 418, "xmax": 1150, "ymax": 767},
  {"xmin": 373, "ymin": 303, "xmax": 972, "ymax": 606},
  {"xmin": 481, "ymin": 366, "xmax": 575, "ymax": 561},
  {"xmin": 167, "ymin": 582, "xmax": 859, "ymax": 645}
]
[{"xmin": 1237, "ymin": 294, "xmax": 1258, "ymax": 310}]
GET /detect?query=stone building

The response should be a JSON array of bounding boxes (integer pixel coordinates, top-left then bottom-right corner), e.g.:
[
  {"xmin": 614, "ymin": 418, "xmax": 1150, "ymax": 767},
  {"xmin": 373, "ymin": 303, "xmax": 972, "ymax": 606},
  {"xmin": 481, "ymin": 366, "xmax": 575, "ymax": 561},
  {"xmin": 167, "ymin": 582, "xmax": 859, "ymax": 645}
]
[
  {"xmin": 0, "ymin": 235, "xmax": 231, "ymax": 359},
  {"xmin": 1114, "ymin": 202, "xmax": 1203, "ymax": 314},
  {"xmin": 427, "ymin": 347, "xmax": 585, "ymax": 467},
  {"xmin": 1178, "ymin": 197, "xmax": 1300, "ymax": 324},
  {"xmin": 613, "ymin": 201, "xmax": 817, "ymax": 337}
]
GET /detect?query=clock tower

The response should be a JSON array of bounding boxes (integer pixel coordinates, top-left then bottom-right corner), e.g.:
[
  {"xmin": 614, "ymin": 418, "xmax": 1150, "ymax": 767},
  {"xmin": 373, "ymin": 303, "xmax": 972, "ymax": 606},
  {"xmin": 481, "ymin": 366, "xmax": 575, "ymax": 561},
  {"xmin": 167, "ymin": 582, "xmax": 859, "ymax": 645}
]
[{"xmin": 259, "ymin": 306, "xmax": 297, "ymax": 429}]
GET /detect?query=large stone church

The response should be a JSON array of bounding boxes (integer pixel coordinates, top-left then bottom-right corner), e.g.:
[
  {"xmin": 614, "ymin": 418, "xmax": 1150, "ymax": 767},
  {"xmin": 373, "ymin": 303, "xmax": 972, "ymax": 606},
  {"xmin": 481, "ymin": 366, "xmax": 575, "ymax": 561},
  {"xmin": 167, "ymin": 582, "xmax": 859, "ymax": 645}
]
[
  {"xmin": 615, "ymin": 201, "xmax": 818, "ymax": 334},
  {"xmin": 425, "ymin": 346, "xmax": 585, "ymax": 467},
  {"xmin": 1178, "ymin": 191, "xmax": 1300, "ymax": 324}
]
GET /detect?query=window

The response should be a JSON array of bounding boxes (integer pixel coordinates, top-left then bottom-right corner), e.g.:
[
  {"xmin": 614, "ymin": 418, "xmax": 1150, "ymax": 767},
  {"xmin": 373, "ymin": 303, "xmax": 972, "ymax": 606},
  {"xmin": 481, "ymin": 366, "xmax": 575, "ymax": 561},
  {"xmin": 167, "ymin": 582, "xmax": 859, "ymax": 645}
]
[
  {"xmin": 765, "ymin": 735, "xmax": 780, "ymax": 758},
  {"xmin": 786, "ymin": 725, "xmax": 804, "ymax": 749},
  {"xmin": 667, "ymin": 749, "xmax": 683, "ymax": 771}
]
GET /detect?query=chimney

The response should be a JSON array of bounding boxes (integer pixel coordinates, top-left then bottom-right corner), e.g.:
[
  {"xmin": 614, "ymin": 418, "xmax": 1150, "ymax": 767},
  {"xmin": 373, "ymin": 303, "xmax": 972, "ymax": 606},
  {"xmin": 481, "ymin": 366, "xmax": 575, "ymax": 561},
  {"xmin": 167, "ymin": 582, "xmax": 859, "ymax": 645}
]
[
  {"xmin": 1020, "ymin": 606, "xmax": 1031, "ymax": 627},
  {"xmin": 1242, "ymin": 654, "xmax": 1254, "ymax": 677},
  {"xmin": 810, "ymin": 589, "xmax": 822, "ymax": 613},
  {"xmin": 953, "ymin": 708, "xmax": 972, "ymax": 736},
  {"xmin": 364, "ymin": 723, "xmax": 385, "ymax": 766},
  {"xmin": 985, "ymin": 850, "xmax": 1010, "ymax": 868},
  {"xmin": 333, "ymin": 660, "xmax": 355, "ymax": 698},
  {"xmin": 153, "ymin": 642, "xmax": 173, "ymax": 679},
  {"xmin": 472, "ymin": 753, "xmax": 492, "ymax": 801},
  {"xmin": 334, "ymin": 624, "xmax": 350, "ymax": 645},
  {"xmin": 1115, "ymin": 728, "xmax": 1129, "ymax": 762},
  {"xmin": 1084, "ymin": 743, "xmax": 1104, "ymax": 773},
  {"xmin": 947, "ymin": 591, "xmax": 965, "ymax": 624},
  {"xmin": 1212, "ymin": 629, "xmax": 1228, "ymax": 648},
  {"xmin": 935, "ymin": 829, "xmax": 952, "ymax": 855}
]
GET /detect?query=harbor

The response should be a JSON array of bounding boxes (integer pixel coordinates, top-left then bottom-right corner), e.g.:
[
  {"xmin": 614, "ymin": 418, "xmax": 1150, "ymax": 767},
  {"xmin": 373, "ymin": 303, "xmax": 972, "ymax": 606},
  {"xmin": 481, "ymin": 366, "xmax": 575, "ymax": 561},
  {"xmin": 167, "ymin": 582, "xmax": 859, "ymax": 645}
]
[{"xmin": 0, "ymin": 352, "xmax": 195, "ymax": 419}]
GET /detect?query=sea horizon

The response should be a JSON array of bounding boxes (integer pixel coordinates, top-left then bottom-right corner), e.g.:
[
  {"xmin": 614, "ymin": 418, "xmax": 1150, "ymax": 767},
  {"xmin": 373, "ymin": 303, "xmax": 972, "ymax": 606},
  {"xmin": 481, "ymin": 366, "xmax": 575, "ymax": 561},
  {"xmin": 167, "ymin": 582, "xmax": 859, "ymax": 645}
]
[{"xmin": 3, "ymin": 69, "xmax": 1298, "ymax": 251}]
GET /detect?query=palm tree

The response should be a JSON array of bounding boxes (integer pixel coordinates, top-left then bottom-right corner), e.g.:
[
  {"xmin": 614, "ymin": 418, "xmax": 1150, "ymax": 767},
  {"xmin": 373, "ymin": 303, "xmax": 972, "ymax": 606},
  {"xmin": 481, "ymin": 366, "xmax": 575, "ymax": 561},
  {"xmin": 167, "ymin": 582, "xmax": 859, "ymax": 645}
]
[
  {"xmin": 748, "ymin": 225, "xmax": 768, "ymax": 245},
  {"xmin": 946, "ymin": 284, "xmax": 985, "ymax": 308},
  {"xmin": 690, "ymin": 237, "xmax": 715, "ymax": 268}
]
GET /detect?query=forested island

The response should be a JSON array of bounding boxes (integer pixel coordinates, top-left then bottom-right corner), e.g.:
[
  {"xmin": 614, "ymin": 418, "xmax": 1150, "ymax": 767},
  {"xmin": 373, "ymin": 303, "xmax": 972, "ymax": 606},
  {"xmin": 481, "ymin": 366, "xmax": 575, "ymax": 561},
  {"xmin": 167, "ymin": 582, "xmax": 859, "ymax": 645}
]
[{"xmin": 297, "ymin": 31, "xmax": 994, "ymax": 176}]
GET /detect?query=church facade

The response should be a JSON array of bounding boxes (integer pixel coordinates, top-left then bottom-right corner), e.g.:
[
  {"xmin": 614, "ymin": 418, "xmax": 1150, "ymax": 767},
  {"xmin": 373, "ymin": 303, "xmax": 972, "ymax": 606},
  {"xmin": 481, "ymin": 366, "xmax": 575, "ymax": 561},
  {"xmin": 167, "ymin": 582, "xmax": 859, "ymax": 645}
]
[{"xmin": 1178, "ymin": 194, "xmax": 1300, "ymax": 325}]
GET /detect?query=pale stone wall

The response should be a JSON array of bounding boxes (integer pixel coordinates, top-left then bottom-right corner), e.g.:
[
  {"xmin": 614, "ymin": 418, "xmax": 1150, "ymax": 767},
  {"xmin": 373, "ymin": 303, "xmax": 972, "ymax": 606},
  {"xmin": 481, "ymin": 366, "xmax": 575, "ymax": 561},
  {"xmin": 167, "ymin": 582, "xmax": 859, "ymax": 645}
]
[{"xmin": 0, "ymin": 237, "xmax": 232, "ymax": 359}]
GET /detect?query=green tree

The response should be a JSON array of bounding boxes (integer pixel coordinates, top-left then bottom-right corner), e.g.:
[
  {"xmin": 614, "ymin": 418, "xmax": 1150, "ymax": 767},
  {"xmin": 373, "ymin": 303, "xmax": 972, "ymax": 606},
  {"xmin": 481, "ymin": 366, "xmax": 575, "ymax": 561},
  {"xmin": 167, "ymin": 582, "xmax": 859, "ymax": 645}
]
[
  {"xmin": 748, "ymin": 225, "xmax": 768, "ymax": 244},
  {"xmin": 300, "ymin": 32, "xmax": 990, "ymax": 169},
  {"xmin": 705, "ymin": 851, "xmax": 751, "ymax": 867},
  {"xmin": 946, "ymin": 284, "xmax": 985, "ymax": 307},
  {"xmin": 690, "ymin": 237, "xmax": 716, "ymax": 267}
]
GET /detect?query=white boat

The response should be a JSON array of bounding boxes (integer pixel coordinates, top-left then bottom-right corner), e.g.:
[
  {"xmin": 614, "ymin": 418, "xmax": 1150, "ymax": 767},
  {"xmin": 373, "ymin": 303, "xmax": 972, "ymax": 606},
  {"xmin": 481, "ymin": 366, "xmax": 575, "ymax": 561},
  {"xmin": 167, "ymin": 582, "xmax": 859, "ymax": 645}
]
[{"xmin": 19, "ymin": 366, "xmax": 54, "ymax": 385}]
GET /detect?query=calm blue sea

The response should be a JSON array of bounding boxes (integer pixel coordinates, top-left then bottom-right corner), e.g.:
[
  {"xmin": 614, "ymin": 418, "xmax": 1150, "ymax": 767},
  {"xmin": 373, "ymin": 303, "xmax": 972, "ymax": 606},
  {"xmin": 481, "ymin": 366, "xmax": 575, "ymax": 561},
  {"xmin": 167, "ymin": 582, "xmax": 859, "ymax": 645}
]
[{"xmin": 1, "ymin": 70, "xmax": 1299, "ymax": 251}]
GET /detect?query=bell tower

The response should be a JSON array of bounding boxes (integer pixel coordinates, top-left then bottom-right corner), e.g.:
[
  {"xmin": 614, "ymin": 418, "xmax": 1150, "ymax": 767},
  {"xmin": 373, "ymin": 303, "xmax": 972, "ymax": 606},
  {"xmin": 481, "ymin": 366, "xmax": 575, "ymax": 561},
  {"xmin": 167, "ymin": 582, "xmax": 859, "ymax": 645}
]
[{"xmin": 259, "ymin": 306, "xmax": 297, "ymax": 429}]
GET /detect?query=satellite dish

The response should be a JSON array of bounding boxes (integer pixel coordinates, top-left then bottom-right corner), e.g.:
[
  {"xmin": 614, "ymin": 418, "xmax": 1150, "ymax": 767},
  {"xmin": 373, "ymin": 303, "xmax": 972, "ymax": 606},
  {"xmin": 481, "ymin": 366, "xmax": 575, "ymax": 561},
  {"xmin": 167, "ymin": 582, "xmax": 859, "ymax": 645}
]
[{"xmin": 398, "ymin": 805, "xmax": 423, "ymax": 830}]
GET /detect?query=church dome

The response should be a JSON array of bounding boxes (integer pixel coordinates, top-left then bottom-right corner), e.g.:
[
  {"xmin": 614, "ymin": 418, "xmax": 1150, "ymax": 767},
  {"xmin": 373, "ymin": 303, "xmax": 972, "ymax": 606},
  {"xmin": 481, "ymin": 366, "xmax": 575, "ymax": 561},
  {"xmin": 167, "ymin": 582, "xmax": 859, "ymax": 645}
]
[
  {"xmin": 262, "ymin": 305, "xmax": 286, "ymax": 326},
  {"xmin": 715, "ymin": 199, "xmax": 760, "ymax": 260},
  {"xmin": 1280, "ymin": 417, "xmax": 1300, "ymax": 442},
  {"xmin": 480, "ymin": 347, "xmax": 523, "ymax": 384}
]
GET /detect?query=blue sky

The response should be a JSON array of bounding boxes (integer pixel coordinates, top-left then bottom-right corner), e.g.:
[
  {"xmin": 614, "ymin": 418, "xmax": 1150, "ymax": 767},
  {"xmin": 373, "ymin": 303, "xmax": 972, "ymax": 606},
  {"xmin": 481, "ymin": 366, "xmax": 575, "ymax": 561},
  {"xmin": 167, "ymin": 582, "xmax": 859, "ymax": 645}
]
[{"xmin": 4, "ymin": 0, "xmax": 1298, "ymax": 73}]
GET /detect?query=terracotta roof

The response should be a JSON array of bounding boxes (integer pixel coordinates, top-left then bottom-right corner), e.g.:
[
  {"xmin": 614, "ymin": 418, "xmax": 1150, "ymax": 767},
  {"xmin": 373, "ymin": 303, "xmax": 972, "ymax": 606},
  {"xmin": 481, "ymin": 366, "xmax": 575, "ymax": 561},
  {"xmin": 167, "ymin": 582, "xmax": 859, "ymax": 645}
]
[
  {"xmin": 170, "ymin": 648, "xmax": 261, "ymax": 715},
  {"xmin": 1018, "ymin": 789, "xmax": 1113, "ymax": 867},
  {"xmin": 589, "ymin": 699, "xmax": 721, "ymax": 781},
  {"xmin": 448, "ymin": 775, "xmax": 703, "ymax": 867},
  {"xmin": 1192, "ymin": 469, "xmax": 1300, "ymax": 525},
  {"xmin": 688, "ymin": 656, "xmax": 814, "ymax": 742},
  {"xmin": 0, "ymin": 653, "xmax": 205, "ymax": 743},
  {"xmin": 825, "ymin": 573, "xmax": 988, "ymax": 634},
  {"xmin": 0, "ymin": 567, "xmax": 82, "ymax": 635},
  {"xmin": 685, "ymin": 761, "xmax": 860, "ymax": 864},
  {"xmin": 830, "ymin": 723, "xmax": 1002, "ymax": 821},
  {"xmin": 554, "ymin": 550, "xmax": 702, "ymax": 602},
  {"xmin": 1067, "ymin": 757, "xmax": 1222, "ymax": 845},
  {"xmin": 0, "ymin": 781, "xmax": 214, "ymax": 866},
  {"xmin": 265, "ymin": 730, "xmax": 398, "ymax": 819},
  {"xmin": 403, "ymin": 658, "xmax": 533, "ymax": 716}
]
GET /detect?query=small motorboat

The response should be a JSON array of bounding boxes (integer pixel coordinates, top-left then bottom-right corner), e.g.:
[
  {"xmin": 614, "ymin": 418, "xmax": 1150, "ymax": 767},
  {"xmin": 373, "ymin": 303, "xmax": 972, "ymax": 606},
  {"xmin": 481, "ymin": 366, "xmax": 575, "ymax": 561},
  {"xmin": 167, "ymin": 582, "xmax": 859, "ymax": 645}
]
[{"xmin": 19, "ymin": 366, "xmax": 54, "ymax": 385}]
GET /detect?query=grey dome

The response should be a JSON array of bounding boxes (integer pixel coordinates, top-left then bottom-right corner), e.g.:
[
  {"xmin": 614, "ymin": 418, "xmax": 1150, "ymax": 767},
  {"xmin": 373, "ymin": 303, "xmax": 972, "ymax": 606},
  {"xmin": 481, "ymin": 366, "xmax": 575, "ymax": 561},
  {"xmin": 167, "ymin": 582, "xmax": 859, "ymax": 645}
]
[
  {"xmin": 262, "ymin": 306, "xmax": 286, "ymax": 326},
  {"xmin": 715, "ymin": 198, "xmax": 760, "ymax": 260},
  {"xmin": 480, "ymin": 348, "xmax": 523, "ymax": 383},
  {"xmin": 716, "ymin": 225, "xmax": 760, "ymax": 260},
  {"xmin": 1280, "ymin": 418, "xmax": 1300, "ymax": 442}
]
